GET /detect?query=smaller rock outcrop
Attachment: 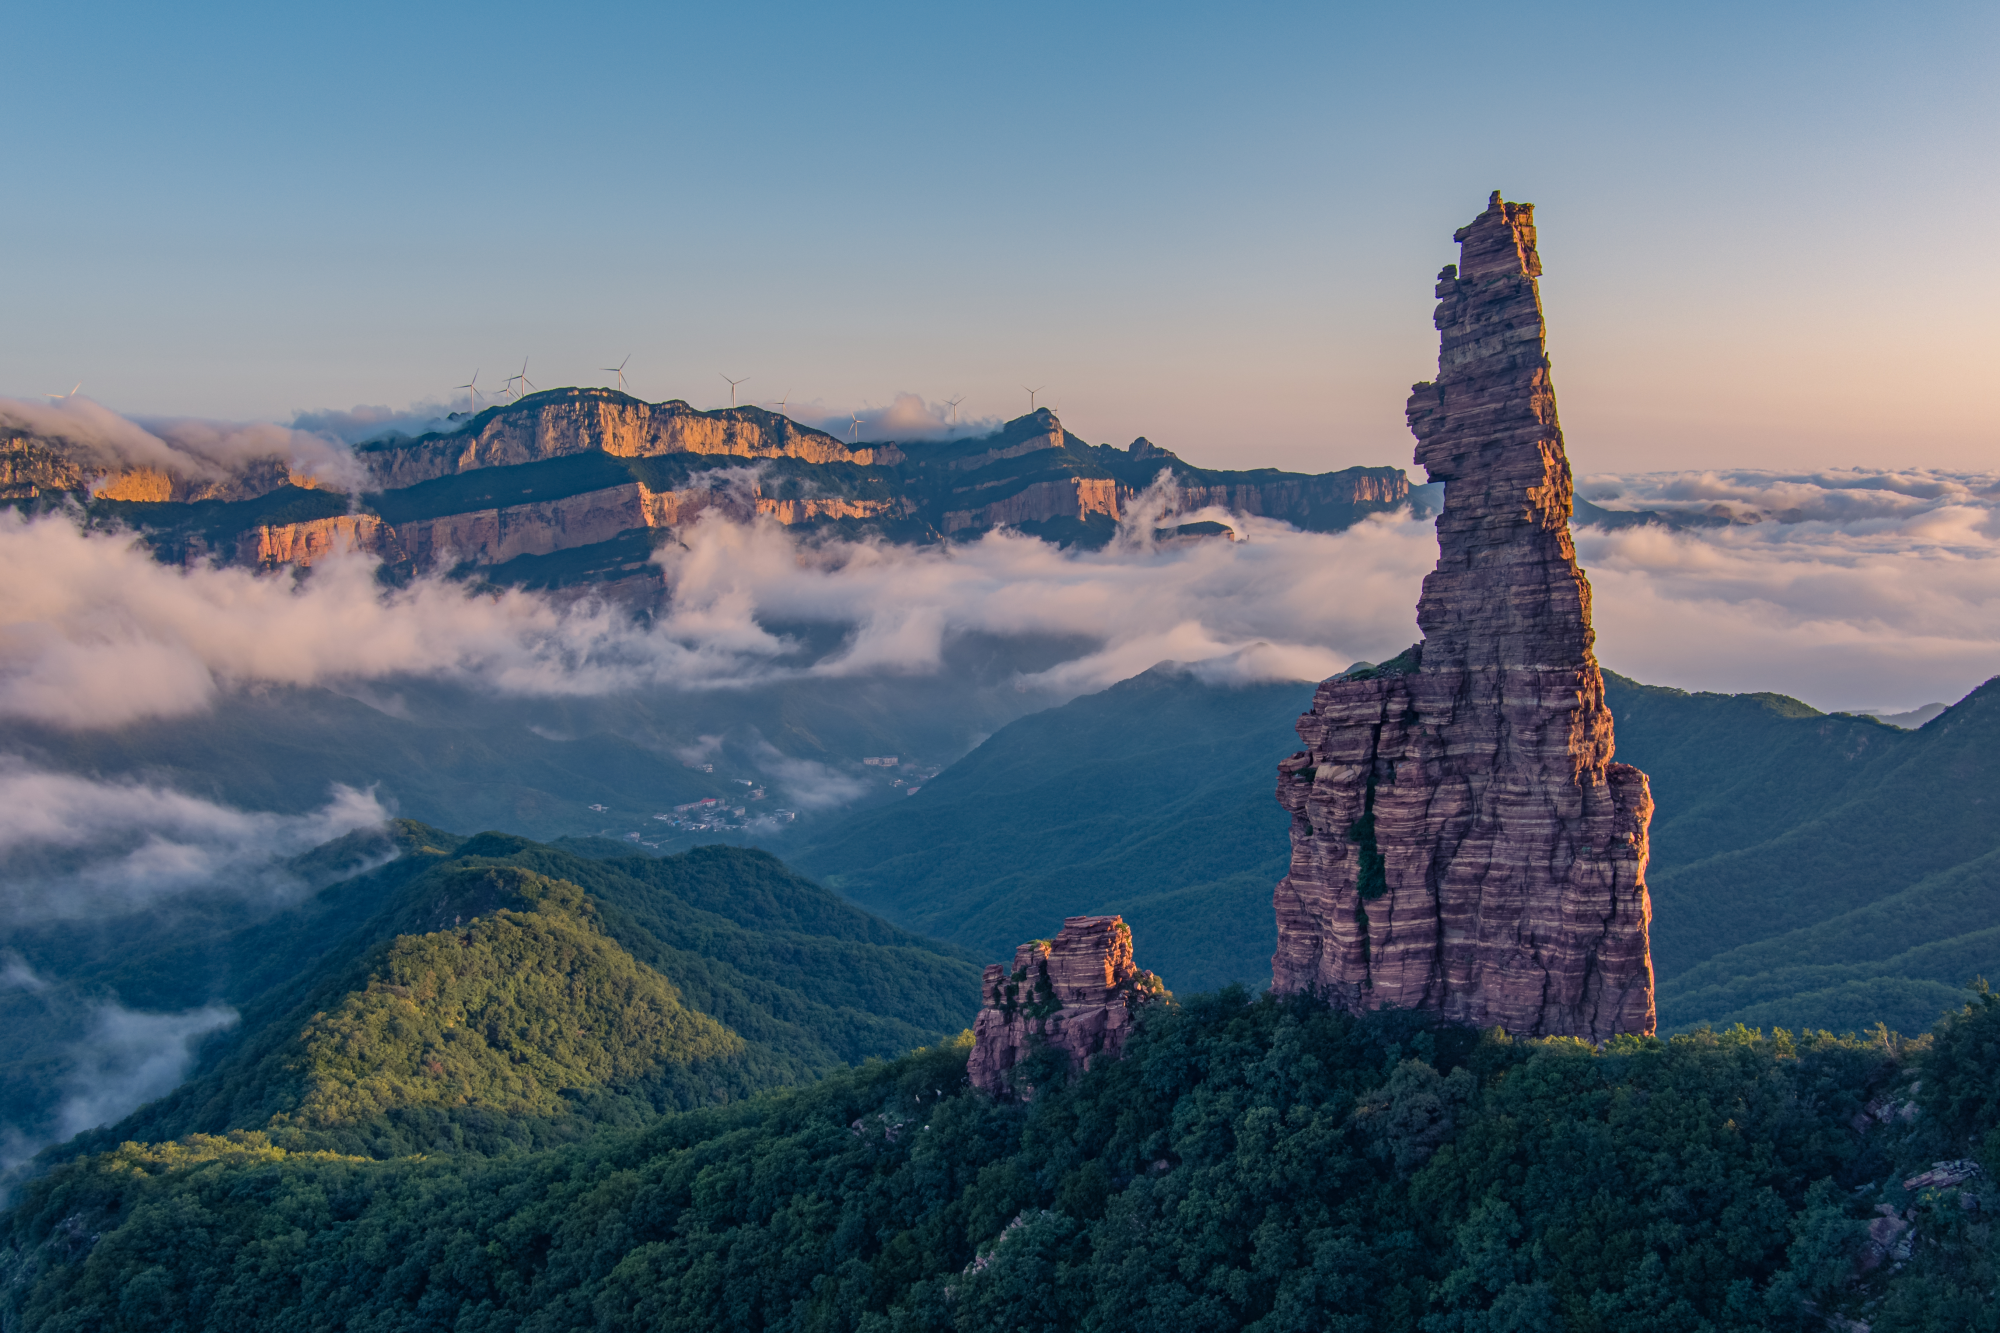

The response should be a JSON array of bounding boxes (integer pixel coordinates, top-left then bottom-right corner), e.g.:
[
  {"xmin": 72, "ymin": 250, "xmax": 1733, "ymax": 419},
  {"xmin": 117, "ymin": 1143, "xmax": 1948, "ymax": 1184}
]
[{"xmin": 967, "ymin": 916, "xmax": 1169, "ymax": 1097}]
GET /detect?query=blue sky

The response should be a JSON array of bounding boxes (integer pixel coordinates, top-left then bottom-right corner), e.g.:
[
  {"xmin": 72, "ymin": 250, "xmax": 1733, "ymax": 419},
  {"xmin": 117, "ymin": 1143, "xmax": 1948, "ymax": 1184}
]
[{"xmin": 4, "ymin": 0, "xmax": 1994, "ymax": 473}]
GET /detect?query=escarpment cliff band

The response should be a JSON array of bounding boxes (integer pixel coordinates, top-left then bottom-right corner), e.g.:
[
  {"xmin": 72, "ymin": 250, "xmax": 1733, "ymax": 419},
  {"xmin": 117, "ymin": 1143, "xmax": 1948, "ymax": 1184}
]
[
  {"xmin": 353, "ymin": 392, "xmax": 904, "ymax": 490},
  {"xmin": 1272, "ymin": 193, "xmax": 1656, "ymax": 1040},
  {"xmin": 967, "ymin": 916, "xmax": 1169, "ymax": 1097},
  {"xmin": 13, "ymin": 393, "xmax": 1411, "ymax": 583}
]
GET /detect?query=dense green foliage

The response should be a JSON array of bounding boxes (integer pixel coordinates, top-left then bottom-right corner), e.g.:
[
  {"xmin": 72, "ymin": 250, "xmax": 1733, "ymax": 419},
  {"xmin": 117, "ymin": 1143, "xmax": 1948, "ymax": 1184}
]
[
  {"xmin": 188, "ymin": 866, "xmax": 744, "ymax": 1145},
  {"xmin": 1607, "ymin": 673, "xmax": 2000, "ymax": 1033},
  {"xmin": 472, "ymin": 836, "xmax": 984, "ymax": 1070},
  {"xmin": 798, "ymin": 666, "xmax": 1311, "ymax": 990},
  {"xmin": 12, "ymin": 988, "xmax": 2000, "ymax": 1332},
  {"xmin": 6, "ymin": 829, "xmax": 980, "ymax": 1166}
]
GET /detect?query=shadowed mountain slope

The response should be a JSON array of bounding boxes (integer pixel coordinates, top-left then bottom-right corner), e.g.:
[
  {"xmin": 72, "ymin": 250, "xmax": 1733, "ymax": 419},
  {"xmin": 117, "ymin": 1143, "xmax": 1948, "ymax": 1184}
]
[
  {"xmin": 796, "ymin": 664, "xmax": 2000, "ymax": 1036},
  {"xmin": 1608, "ymin": 673, "xmax": 2000, "ymax": 1034},
  {"xmin": 797, "ymin": 666, "xmax": 1312, "ymax": 993}
]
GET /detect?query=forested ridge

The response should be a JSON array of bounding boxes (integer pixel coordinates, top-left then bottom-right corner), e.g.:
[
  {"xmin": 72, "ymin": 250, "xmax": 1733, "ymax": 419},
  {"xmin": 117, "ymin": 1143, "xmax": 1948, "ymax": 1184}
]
[
  {"xmin": 1608, "ymin": 673, "xmax": 2000, "ymax": 1034},
  {"xmin": 8, "ymin": 985, "xmax": 2000, "ymax": 1331},
  {"xmin": 16, "ymin": 827, "xmax": 982, "ymax": 1167}
]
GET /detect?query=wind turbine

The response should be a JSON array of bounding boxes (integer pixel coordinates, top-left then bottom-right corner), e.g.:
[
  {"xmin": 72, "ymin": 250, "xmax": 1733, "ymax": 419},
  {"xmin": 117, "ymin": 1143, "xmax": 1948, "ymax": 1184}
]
[
  {"xmin": 944, "ymin": 394, "xmax": 964, "ymax": 425},
  {"xmin": 603, "ymin": 355, "xmax": 631, "ymax": 393},
  {"xmin": 848, "ymin": 412, "xmax": 863, "ymax": 443},
  {"xmin": 456, "ymin": 370, "xmax": 483, "ymax": 409},
  {"xmin": 44, "ymin": 382, "xmax": 81, "ymax": 401},
  {"xmin": 1023, "ymin": 385, "xmax": 1044, "ymax": 413},
  {"xmin": 720, "ymin": 373, "xmax": 748, "ymax": 408}
]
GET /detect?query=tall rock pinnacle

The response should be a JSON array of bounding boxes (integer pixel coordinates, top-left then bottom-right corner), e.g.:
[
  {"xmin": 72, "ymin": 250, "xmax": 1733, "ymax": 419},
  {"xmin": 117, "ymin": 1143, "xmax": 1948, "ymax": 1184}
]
[{"xmin": 1271, "ymin": 192, "xmax": 1656, "ymax": 1040}]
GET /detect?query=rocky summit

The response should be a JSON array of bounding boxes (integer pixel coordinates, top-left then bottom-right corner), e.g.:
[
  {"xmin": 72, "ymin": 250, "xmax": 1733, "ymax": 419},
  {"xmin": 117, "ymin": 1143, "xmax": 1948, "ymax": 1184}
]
[
  {"xmin": 1271, "ymin": 192, "xmax": 1656, "ymax": 1040},
  {"xmin": 967, "ymin": 915, "xmax": 1169, "ymax": 1098}
]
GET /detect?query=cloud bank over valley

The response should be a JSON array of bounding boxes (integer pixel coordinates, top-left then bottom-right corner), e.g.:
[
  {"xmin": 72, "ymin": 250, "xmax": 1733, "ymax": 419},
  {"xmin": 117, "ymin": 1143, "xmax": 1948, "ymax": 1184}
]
[
  {"xmin": 0, "ymin": 761, "xmax": 388, "ymax": 923},
  {"xmin": 1, "ymin": 464, "xmax": 1993, "ymax": 733},
  {"xmin": 0, "ymin": 452, "xmax": 1993, "ymax": 953}
]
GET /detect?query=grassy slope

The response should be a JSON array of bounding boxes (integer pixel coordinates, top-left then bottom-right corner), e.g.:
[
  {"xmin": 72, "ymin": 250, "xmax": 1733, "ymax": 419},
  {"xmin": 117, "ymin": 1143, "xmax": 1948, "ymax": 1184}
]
[
  {"xmin": 110, "ymin": 863, "xmax": 756, "ymax": 1155},
  {"xmin": 796, "ymin": 666, "xmax": 1312, "ymax": 992}
]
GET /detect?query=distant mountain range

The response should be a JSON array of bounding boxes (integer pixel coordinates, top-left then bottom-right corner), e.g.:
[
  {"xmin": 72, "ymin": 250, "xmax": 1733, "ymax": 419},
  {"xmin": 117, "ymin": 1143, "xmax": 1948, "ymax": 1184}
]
[{"xmin": 5, "ymin": 390, "xmax": 1412, "ymax": 590}]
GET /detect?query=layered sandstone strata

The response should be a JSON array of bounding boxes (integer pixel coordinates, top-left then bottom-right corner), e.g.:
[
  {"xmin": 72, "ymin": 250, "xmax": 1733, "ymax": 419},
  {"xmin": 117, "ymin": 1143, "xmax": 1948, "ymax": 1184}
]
[
  {"xmin": 1271, "ymin": 192, "xmax": 1656, "ymax": 1040},
  {"xmin": 242, "ymin": 478, "xmax": 911, "ymax": 572},
  {"xmin": 238, "ymin": 515, "xmax": 393, "ymax": 569},
  {"xmin": 941, "ymin": 477, "xmax": 1122, "ymax": 533},
  {"xmin": 356, "ymin": 390, "xmax": 902, "ymax": 489},
  {"xmin": 967, "ymin": 916, "xmax": 1170, "ymax": 1097},
  {"xmin": 0, "ymin": 431, "xmax": 316, "ymax": 504}
]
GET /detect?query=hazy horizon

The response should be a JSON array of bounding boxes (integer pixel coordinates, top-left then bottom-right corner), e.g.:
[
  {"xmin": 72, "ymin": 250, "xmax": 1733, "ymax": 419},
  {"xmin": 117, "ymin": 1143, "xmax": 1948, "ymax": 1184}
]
[{"xmin": 4, "ymin": 1, "xmax": 1993, "ymax": 476}]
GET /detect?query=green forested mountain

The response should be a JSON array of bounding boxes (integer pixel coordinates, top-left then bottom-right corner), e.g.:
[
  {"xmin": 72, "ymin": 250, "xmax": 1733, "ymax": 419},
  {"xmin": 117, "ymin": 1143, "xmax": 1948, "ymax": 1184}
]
[
  {"xmin": 797, "ymin": 666, "xmax": 1312, "ymax": 992},
  {"xmin": 796, "ymin": 664, "xmax": 2000, "ymax": 1037},
  {"xmin": 6, "ymin": 826, "xmax": 982, "ymax": 1166},
  {"xmin": 9, "ymin": 984, "xmax": 2000, "ymax": 1331},
  {"xmin": 1607, "ymin": 673, "xmax": 2000, "ymax": 1035}
]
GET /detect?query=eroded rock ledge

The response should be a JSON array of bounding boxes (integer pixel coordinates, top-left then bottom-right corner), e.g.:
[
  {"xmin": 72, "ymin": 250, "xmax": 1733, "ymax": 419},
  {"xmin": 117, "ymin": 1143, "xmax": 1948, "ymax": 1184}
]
[
  {"xmin": 967, "ymin": 916, "xmax": 1169, "ymax": 1097},
  {"xmin": 1270, "ymin": 192, "xmax": 1656, "ymax": 1041}
]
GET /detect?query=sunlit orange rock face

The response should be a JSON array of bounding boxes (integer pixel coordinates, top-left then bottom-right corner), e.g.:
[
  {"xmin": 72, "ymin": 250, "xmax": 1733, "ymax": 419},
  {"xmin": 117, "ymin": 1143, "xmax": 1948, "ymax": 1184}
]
[
  {"xmin": 356, "ymin": 394, "xmax": 902, "ymax": 490},
  {"xmin": 1270, "ymin": 193, "xmax": 1656, "ymax": 1041},
  {"xmin": 238, "ymin": 515, "xmax": 388, "ymax": 568},
  {"xmin": 967, "ymin": 916, "xmax": 1170, "ymax": 1098}
]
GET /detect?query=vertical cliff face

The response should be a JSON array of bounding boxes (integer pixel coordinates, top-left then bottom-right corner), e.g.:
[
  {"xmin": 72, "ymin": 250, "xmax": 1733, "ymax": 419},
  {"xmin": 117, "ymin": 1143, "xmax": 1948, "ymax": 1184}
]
[
  {"xmin": 967, "ymin": 916, "xmax": 1169, "ymax": 1098},
  {"xmin": 1271, "ymin": 193, "xmax": 1656, "ymax": 1041},
  {"xmin": 354, "ymin": 391, "xmax": 903, "ymax": 490}
]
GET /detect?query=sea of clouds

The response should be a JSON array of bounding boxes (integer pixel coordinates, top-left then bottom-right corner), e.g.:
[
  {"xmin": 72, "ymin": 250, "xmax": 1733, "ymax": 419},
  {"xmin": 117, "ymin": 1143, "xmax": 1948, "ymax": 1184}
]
[
  {"xmin": 2, "ymin": 464, "xmax": 1993, "ymax": 739},
  {"xmin": 3, "ymin": 397, "xmax": 1997, "ymax": 1155},
  {"xmin": 1576, "ymin": 467, "xmax": 2000, "ymax": 710}
]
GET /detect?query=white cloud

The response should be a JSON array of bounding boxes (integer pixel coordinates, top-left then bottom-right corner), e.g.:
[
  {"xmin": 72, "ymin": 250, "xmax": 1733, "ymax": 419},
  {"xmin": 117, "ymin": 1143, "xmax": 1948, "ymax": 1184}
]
[
  {"xmin": 0, "ymin": 499, "xmax": 1428, "ymax": 731},
  {"xmin": 289, "ymin": 400, "xmax": 458, "ymax": 445},
  {"xmin": 55, "ymin": 1002, "xmax": 238, "ymax": 1139},
  {"xmin": 0, "ymin": 394, "xmax": 363, "ymax": 491},
  {"xmin": 795, "ymin": 391, "xmax": 1003, "ymax": 442},
  {"xmin": 1575, "ymin": 468, "xmax": 2000, "ymax": 710},
  {"xmin": 0, "ymin": 761, "xmax": 388, "ymax": 922},
  {"xmin": 1, "ymin": 951, "xmax": 47, "ymax": 992},
  {"xmin": 0, "ymin": 460, "xmax": 1992, "ymax": 741},
  {"xmin": 672, "ymin": 734, "xmax": 726, "ymax": 766},
  {"xmin": 751, "ymin": 742, "xmax": 872, "ymax": 811}
]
